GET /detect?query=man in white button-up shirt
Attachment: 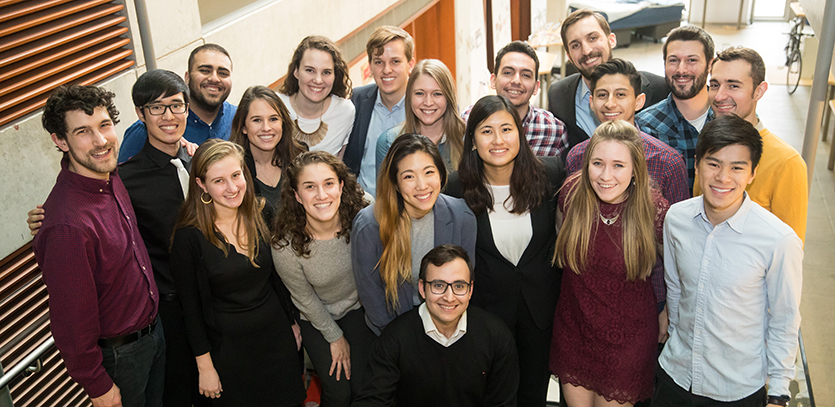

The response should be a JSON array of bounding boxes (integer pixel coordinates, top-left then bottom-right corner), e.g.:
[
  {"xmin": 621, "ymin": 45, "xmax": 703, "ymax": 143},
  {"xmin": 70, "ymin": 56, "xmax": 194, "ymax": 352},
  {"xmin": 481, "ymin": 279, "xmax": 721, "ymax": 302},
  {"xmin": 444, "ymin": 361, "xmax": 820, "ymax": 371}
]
[{"xmin": 658, "ymin": 114, "xmax": 802, "ymax": 407}]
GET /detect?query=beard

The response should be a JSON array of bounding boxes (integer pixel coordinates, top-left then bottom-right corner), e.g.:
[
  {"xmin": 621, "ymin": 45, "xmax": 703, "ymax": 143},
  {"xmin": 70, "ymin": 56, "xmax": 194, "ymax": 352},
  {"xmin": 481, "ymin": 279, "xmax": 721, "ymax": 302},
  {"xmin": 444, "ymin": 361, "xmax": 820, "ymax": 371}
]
[
  {"xmin": 69, "ymin": 142, "xmax": 118, "ymax": 176},
  {"xmin": 577, "ymin": 50, "xmax": 612, "ymax": 79},
  {"xmin": 667, "ymin": 68, "xmax": 708, "ymax": 100},
  {"xmin": 188, "ymin": 77, "xmax": 230, "ymax": 112}
]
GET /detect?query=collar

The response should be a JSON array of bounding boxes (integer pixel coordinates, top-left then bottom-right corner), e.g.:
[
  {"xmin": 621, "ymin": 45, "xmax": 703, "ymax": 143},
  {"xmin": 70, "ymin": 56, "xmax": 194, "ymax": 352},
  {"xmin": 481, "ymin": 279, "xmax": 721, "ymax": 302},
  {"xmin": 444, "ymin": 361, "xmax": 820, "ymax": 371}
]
[
  {"xmin": 374, "ymin": 91, "xmax": 406, "ymax": 112},
  {"xmin": 694, "ymin": 191, "xmax": 753, "ymax": 233},
  {"xmin": 187, "ymin": 102, "xmax": 228, "ymax": 126},
  {"xmin": 754, "ymin": 118, "xmax": 764, "ymax": 132},
  {"xmin": 57, "ymin": 156, "xmax": 116, "ymax": 194},
  {"xmin": 578, "ymin": 78, "xmax": 591, "ymax": 98},
  {"xmin": 418, "ymin": 302, "xmax": 468, "ymax": 344},
  {"xmin": 141, "ymin": 138, "xmax": 190, "ymax": 169}
]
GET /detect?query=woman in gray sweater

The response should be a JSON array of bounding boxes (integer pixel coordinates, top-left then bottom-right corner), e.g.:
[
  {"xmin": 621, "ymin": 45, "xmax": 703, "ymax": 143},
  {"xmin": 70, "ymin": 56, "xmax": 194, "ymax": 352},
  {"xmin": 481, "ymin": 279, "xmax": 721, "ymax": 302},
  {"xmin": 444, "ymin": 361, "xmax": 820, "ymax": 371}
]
[{"xmin": 271, "ymin": 151, "xmax": 376, "ymax": 407}]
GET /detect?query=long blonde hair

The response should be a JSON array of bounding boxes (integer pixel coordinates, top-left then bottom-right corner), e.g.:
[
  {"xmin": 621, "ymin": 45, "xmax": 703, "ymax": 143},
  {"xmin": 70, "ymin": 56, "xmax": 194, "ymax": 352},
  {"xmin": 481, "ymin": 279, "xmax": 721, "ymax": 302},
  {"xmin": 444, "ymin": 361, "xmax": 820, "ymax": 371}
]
[
  {"xmin": 172, "ymin": 140, "xmax": 270, "ymax": 266},
  {"xmin": 401, "ymin": 59, "xmax": 465, "ymax": 169},
  {"xmin": 553, "ymin": 120, "xmax": 658, "ymax": 281},
  {"xmin": 376, "ymin": 134, "xmax": 448, "ymax": 309}
]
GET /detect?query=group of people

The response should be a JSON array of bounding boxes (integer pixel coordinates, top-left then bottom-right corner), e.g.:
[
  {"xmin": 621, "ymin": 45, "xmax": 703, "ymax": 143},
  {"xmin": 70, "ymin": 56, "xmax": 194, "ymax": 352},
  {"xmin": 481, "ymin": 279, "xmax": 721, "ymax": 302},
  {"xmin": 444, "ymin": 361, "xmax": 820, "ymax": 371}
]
[{"xmin": 28, "ymin": 7, "xmax": 806, "ymax": 407}]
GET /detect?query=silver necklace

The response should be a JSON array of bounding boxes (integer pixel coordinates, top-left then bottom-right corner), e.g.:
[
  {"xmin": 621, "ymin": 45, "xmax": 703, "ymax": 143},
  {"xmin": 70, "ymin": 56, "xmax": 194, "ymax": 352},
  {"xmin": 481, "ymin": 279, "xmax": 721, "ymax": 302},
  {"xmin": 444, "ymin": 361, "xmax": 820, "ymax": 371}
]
[{"xmin": 600, "ymin": 212, "xmax": 620, "ymax": 225}]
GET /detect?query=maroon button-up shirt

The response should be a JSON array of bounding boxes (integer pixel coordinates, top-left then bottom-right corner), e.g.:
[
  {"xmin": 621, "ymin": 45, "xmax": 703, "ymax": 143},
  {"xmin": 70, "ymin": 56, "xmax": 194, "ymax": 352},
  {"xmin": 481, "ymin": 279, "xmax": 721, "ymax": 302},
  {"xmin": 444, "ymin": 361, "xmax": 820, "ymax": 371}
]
[{"xmin": 33, "ymin": 158, "xmax": 158, "ymax": 398}]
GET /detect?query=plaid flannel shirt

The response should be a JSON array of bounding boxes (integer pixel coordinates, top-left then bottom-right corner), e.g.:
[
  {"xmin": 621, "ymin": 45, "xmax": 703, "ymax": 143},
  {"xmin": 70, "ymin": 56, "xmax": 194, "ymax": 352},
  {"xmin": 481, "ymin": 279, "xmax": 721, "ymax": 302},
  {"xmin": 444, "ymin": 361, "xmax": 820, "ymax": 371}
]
[
  {"xmin": 463, "ymin": 104, "xmax": 568, "ymax": 157},
  {"xmin": 636, "ymin": 94, "xmax": 715, "ymax": 190}
]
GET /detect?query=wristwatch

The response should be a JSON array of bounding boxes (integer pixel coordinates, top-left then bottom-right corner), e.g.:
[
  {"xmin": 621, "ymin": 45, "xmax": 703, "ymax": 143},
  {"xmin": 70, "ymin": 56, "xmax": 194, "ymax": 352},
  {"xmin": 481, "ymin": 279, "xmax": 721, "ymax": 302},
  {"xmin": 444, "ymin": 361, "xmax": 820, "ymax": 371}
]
[{"xmin": 767, "ymin": 395, "xmax": 790, "ymax": 407}]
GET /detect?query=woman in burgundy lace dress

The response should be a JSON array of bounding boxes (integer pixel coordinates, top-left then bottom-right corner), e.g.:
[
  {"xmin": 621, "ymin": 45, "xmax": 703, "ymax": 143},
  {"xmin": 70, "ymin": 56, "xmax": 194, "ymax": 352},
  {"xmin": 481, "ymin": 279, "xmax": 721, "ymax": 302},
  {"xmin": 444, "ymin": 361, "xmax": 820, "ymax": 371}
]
[{"xmin": 550, "ymin": 120, "xmax": 669, "ymax": 406}]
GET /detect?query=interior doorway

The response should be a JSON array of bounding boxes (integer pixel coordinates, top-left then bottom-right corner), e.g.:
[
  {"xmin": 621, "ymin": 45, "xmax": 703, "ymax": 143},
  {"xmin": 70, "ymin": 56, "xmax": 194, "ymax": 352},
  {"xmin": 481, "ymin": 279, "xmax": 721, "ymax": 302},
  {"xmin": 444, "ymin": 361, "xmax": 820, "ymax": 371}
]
[{"xmin": 752, "ymin": 0, "xmax": 788, "ymax": 20}]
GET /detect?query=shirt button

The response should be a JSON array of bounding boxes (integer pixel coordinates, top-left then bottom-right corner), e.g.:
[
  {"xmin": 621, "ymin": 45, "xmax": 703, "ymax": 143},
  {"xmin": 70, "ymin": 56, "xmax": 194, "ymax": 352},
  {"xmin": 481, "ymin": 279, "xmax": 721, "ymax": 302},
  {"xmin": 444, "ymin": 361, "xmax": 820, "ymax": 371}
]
[
  {"xmin": 133, "ymin": 241, "xmax": 136, "ymax": 246},
  {"xmin": 99, "ymin": 189, "xmax": 103, "ymax": 192},
  {"xmin": 142, "ymin": 266, "xmax": 146, "ymax": 270}
]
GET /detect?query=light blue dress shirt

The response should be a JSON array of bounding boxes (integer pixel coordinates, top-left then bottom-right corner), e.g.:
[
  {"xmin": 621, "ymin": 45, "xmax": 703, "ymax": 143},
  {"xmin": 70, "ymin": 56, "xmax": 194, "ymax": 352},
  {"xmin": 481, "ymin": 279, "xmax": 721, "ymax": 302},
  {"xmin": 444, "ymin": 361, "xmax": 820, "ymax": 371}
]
[
  {"xmin": 660, "ymin": 193, "xmax": 802, "ymax": 401},
  {"xmin": 359, "ymin": 93, "xmax": 405, "ymax": 196},
  {"xmin": 574, "ymin": 79, "xmax": 599, "ymax": 137}
]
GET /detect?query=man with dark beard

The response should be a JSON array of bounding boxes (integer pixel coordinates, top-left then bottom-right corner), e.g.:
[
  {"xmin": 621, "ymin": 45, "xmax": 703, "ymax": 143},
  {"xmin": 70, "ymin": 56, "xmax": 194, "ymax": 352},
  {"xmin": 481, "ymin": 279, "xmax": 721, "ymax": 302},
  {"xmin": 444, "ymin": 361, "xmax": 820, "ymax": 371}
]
[
  {"xmin": 117, "ymin": 44, "xmax": 236, "ymax": 162},
  {"xmin": 547, "ymin": 9, "xmax": 668, "ymax": 159},
  {"xmin": 637, "ymin": 26, "xmax": 715, "ymax": 190}
]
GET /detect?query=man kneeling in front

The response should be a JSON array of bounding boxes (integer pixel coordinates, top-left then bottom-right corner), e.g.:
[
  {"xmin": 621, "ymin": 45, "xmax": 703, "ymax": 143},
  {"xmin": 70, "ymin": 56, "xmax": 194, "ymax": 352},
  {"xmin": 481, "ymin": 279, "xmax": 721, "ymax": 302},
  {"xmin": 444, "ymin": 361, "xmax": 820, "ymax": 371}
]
[{"xmin": 352, "ymin": 244, "xmax": 519, "ymax": 407}]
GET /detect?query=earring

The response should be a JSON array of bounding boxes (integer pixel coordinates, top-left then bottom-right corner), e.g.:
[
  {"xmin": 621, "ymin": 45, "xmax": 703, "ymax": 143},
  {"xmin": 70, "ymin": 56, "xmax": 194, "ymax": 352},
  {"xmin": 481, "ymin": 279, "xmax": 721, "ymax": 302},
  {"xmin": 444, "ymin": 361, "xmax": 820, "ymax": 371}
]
[
  {"xmin": 472, "ymin": 145, "xmax": 477, "ymax": 151},
  {"xmin": 201, "ymin": 192, "xmax": 213, "ymax": 204}
]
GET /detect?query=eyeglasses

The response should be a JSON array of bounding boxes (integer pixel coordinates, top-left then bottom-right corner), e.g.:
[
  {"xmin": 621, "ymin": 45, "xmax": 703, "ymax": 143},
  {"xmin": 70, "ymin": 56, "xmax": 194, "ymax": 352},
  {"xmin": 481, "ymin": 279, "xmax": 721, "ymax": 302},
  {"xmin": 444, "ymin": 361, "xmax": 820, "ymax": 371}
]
[
  {"xmin": 143, "ymin": 103, "xmax": 188, "ymax": 116},
  {"xmin": 424, "ymin": 280, "xmax": 472, "ymax": 296}
]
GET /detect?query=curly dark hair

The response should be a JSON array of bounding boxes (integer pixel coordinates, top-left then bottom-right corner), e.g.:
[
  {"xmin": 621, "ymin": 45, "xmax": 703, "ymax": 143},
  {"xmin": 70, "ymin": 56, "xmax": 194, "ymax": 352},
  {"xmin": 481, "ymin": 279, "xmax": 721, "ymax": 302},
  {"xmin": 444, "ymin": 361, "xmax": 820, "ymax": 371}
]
[
  {"xmin": 271, "ymin": 151, "xmax": 368, "ymax": 257},
  {"xmin": 279, "ymin": 36, "xmax": 352, "ymax": 99},
  {"xmin": 42, "ymin": 85, "xmax": 120, "ymax": 140}
]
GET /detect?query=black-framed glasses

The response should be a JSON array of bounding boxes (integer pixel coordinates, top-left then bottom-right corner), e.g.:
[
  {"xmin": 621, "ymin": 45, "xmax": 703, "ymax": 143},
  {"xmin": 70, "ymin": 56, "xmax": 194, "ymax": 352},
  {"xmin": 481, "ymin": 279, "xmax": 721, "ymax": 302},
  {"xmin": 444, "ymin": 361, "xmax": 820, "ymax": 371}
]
[
  {"xmin": 424, "ymin": 280, "xmax": 471, "ymax": 296},
  {"xmin": 143, "ymin": 103, "xmax": 188, "ymax": 116}
]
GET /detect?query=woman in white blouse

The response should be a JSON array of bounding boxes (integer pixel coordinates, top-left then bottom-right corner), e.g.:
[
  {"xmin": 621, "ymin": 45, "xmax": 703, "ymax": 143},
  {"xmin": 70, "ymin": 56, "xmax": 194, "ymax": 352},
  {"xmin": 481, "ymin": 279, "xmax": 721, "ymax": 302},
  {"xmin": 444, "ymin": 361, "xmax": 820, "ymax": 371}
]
[
  {"xmin": 444, "ymin": 95, "xmax": 566, "ymax": 407},
  {"xmin": 278, "ymin": 36, "xmax": 355, "ymax": 157}
]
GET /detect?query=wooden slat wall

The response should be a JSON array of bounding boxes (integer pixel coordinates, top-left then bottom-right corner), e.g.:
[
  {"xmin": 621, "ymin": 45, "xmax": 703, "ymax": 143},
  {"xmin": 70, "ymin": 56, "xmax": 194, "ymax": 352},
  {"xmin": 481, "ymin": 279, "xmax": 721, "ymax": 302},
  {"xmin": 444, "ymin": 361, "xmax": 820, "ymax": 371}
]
[
  {"xmin": 0, "ymin": 0, "xmax": 135, "ymax": 129},
  {"xmin": 0, "ymin": 244, "xmax": 90, "ymax": 406}
]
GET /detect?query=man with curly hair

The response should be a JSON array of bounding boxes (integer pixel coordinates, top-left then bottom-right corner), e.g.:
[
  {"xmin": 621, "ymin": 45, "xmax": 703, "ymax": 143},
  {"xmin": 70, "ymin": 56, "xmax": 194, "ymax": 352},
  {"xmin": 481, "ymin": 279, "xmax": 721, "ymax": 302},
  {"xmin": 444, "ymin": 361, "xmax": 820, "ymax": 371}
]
[{"xmin": 34, "ymin": 84, "xmax": 164, "ymax": 407}]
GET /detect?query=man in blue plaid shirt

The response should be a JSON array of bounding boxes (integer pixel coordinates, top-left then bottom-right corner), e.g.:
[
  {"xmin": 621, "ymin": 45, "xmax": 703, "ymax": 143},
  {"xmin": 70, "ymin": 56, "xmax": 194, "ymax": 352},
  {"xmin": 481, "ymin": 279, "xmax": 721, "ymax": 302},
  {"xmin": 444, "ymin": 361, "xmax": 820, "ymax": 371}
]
[
  {"xmin": 636, "ymin": 26, "xmax": 715, "ymax": 190},
  {"xmin": 463, "ymin": 41, "xmax": 568, "ymax": 157}
]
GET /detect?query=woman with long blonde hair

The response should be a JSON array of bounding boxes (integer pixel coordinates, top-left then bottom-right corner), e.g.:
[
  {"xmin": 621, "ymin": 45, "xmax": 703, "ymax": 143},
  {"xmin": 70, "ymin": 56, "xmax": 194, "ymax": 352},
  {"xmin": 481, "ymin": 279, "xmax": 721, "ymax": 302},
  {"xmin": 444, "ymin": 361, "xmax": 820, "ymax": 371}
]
[
  {"xmin": 351, "ymin": 133, "xmax": 476, "ymax": 334},
  {"xmin": 170, "ymin": 140, "xmax": 305, "ymax": 406},
  {"xmin": 550, "ymin": 120, "xmax": 669, "ymax": 407},
  {"xmin": 374, "ymin": 59, "xmax": 465, "ymax": 174}
]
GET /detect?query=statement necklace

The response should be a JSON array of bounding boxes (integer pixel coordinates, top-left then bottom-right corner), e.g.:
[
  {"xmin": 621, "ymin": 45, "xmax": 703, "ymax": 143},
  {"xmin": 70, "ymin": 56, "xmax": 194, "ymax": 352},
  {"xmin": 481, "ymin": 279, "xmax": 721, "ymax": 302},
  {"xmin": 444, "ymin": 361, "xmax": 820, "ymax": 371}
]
[
  {"xmin": 291, "ymin": 94, "xmax": 329, "ymax": 146},
  {"xmin": 599, "ymin": 211, "xmax": 620, "ymax": 225}
]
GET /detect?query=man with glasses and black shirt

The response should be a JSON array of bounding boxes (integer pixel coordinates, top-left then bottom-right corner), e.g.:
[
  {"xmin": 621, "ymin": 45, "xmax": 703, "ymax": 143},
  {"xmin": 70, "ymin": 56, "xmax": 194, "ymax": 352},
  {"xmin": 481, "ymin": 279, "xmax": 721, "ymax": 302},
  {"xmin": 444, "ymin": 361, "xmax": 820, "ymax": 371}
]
[
  {"xmin": 29, "ymin": 70, "xmax": 208, "ymax": 407},
  {"xmin": 352, "ymin": 244, "xmax": 518, "ymax": 407}
]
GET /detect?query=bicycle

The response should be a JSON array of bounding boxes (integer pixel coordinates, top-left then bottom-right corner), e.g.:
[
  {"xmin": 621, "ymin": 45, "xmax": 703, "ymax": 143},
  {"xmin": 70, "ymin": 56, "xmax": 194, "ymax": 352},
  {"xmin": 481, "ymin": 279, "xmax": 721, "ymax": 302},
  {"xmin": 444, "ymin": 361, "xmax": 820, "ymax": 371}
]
[{"xmin": 785, "ymin": 16, "xmax": 813, "ymax": 94}]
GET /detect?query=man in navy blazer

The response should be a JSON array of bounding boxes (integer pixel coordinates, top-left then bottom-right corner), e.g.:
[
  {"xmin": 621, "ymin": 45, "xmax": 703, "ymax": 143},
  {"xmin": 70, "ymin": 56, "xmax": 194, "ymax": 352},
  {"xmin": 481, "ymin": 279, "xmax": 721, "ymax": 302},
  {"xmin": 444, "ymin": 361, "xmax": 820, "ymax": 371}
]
[
  {"xmin": 548, "ymin": 9, "xmax": 668, "ymax": 159},
  {"xmin": 343, "ymin": 26, "xmax": 416, "ymax": 195}
]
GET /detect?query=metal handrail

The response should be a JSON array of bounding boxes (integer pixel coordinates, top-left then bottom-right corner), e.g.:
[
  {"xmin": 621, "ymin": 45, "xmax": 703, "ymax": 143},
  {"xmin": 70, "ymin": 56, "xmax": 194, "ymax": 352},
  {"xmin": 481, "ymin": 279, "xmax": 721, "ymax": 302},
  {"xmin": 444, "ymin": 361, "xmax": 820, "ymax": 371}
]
[
  {"xmin": 798, "ymin": 328, "xmax": 816, "ymax": 407},
  {"xmin": 0, "ymin": 337, "xmax": 53, "ymax": 389}
]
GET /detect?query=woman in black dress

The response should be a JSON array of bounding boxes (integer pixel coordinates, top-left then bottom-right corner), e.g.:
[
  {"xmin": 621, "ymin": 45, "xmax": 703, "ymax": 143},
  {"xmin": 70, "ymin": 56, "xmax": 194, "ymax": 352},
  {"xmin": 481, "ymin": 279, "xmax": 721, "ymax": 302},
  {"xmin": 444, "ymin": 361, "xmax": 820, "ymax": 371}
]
[
  {"xmin": 170, "ymin": 139, "xmax": 305, "ymax": 406},
  {"xmin": 229, "ymin": 85, "xmax": 306, "ymax": 208}
]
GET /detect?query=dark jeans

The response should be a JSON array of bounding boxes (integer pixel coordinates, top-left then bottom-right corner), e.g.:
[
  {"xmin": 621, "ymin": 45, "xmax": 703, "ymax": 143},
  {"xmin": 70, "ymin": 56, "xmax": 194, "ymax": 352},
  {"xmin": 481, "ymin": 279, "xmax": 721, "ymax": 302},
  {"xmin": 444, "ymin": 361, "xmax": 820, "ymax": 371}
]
[
  {"xmin": 100, "ymin": 319, "xmax": 166, "ymax": 407},
  {"xmin": 299, "ymin": 307, "xmax": 377, "ymax": 407},
  {"xmin": 652, "ymin": 366, "xmax": 766, "ymax": 407},
  {"xmin": 158, "ymin": 297, "xmax": 210, "ymax": 407}
]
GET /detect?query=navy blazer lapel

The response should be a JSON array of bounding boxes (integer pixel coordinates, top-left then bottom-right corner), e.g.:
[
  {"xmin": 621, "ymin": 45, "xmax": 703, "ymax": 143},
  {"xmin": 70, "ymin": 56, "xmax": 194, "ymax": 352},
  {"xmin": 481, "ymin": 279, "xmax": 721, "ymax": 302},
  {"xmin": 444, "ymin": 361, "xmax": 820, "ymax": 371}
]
[
  {"xmin": 433, "ymin": 195, "xmax": 455, "ymax": 244},
  {"xmin": 357, "ymin": 86, "xmax": 376, "ymax": 146}
]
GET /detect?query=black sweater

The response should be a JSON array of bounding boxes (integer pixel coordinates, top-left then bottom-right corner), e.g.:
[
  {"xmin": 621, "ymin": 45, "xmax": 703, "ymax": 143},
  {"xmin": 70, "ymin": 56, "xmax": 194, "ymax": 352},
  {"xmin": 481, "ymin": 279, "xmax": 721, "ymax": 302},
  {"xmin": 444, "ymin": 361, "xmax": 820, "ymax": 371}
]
[{"xmin": 352, "ymin": 307, "xmax": 519, "ymax": 407}]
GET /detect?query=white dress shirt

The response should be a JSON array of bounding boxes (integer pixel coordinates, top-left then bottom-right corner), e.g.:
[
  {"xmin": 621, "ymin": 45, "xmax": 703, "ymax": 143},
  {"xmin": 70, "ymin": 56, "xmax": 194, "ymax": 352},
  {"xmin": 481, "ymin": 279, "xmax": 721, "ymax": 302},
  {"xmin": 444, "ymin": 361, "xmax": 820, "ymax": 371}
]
[
  {"xmin": 418, "ymin": 303, "xmax": 467, "ymax": 347},
  {"xmin": 660, "ymin": 193, "xmax": 802, "ymax": 400}
]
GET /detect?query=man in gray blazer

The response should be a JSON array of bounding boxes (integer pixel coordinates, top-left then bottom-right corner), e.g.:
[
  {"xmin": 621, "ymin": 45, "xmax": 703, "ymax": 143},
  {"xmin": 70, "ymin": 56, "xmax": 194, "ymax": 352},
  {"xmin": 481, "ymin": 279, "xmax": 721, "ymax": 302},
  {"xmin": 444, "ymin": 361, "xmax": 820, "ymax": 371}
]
[{"xmin": 548, "ymin": 9, "xmax": 669, "ymax": 158}]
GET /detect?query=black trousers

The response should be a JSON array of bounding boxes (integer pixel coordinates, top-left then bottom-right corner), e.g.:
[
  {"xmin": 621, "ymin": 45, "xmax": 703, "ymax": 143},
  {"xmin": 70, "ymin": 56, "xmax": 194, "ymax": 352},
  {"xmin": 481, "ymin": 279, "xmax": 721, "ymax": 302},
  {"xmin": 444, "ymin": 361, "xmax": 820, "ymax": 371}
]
[
  {"xmin": 299, "ymin": 307, "xmax": 377, "ymax": 407},
  {"xmin": 509, "ymin": 297, "xmax": 552, "ymax": 407},
  {"xmin": 652, "ymin": 366, "xmax": 766, "ymax": 407},
  {"xmin": 158, "ymin": 296, "xmax": 211, "ymax": 407}
]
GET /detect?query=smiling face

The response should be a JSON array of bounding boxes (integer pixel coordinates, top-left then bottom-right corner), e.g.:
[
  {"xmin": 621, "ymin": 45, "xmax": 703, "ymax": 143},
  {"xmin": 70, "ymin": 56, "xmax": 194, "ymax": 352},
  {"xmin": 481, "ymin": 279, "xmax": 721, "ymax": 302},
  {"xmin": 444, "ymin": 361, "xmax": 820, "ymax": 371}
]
[
  {"xmin": 418, "ymin": 257, "xmax": 472, "ymax": 335},
  {"xmin": 137, "ymin": 92, "xmax": 187, "ymax": 154},
  {"xmin": 696, "ymin": 144, "xmax": 757, "ymax": 225},
  {"xmin": 242, "ymin": 98, "xmax": 282, "ymax": 154},
  {"xmin": 588, "ymin": 140, "xmax": 633, "ymax": 204},
  {"xmin": 370, "ymin": 39, "xmax": 415, "ymax": 103},
  {"xmin": 197, "ymin": 155, "xmax": 247, "ymax": 212},
  {"xmin": 186, "ymin": 50, "xmax": 232, "ymax": 111},
  {"xmin": 490, "ymin": 51, "xmax": 539, "ymax": 111},
  {"xmin": 52, "ymin": 106, "xmax": 119, "ymax": 180},
  {"xmin": 294, "ymin": 49, "xmax": 335, "ymax": 104},
  {"xmin": 709, "ymin": 59, "xmax": 767, "ymax": 125},
  {"xmin": 294, "ymin": 162, "xmax": 343, "ymax": 228},
  {"xmin": 564, "ymin": 16, "xmax": 616, "ymax": 79},
  {"xmin": 473, "ymin": 110, "xmax": 521, "ymax": 176},
  {"xmin": 411, "ymin": 73, "xmax": 447, "ymax": 129},
  {"xmin": 396, "ymin": 151, "xmax": 441, "ymax": 219},
  {"xmin": 665, "ymin": 40, "xmax": 710, "ymax": 100},
  {"xmin": 590, "ymin": 74, "xmax": 645, "ymax": 125}
]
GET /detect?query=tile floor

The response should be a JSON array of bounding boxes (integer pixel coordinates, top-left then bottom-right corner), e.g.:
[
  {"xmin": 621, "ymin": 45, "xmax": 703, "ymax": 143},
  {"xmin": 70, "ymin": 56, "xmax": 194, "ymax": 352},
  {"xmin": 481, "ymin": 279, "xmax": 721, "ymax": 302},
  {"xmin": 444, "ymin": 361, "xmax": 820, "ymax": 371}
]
[{"xmin": 543, "ymin": 21, "xmax": 835, "ymax": 407}]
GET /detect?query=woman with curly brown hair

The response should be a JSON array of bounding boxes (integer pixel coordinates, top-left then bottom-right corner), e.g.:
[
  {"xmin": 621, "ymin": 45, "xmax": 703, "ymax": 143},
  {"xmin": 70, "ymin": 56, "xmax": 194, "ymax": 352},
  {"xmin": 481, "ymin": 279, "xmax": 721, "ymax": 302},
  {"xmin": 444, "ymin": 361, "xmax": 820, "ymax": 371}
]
[
  {"xmin": 279, "ymin": 36, "xmax": 356, "ymax": 157},
  {"xmin": 271, "ymin": 151, "xmax": 376, "ymax": 406}
]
